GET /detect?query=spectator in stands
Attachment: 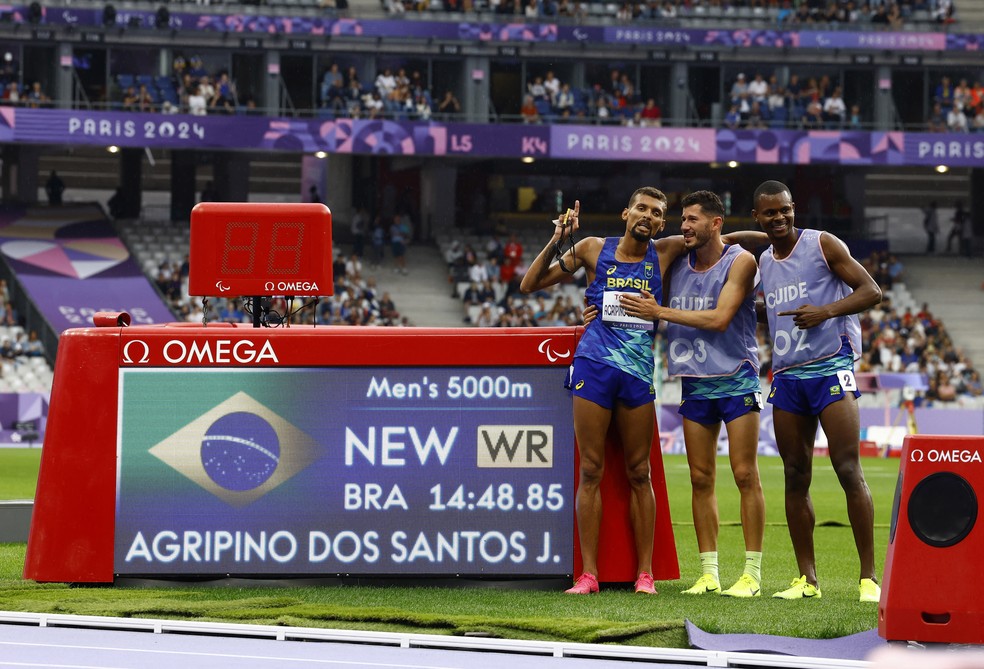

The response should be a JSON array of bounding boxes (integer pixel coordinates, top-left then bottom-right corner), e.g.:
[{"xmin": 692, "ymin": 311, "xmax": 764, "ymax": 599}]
[
  {"xmin": 934, "ymin": 76, "xmax": 954, "ymax": 112},
  {"xmin": 973, "ymin": 106, "xmax": 984, "ymax": 133},
  {"xmin": 122, "ymin": 86, "xmax": 140, "ymax": 111},
  {"xmin": 188, "ymin": 84, "xmax": 207, "ymax": 116},
  {"xmin": 44, "ymin": 171, "xmax": 65, "ymax": 206},
  {"xmin": 521, "ymin": 95, "xmax": 541, "ymax": 124},
  {"xmin": 934, "ymin": 0, "xmax": 955, "ymax": 23},
  {"xmin": 212, "ymin": 72, "xmax": 237, "ymax": 113},
  {"xmin": 177, "ymin": 73, "xmax": 196, "ymax": 109},
  {"xmin": 823, "ymin": 86, "xmax": 847, "ymax": 128},
  {"xmin": 848, "ymin": 105, "xmax": 863, "ymax": 129},
  {"xmin": 947, "ymin": 103, "xmax": 969, "ymax": 132},
  {"xmin": 25, "ymin": 81, "xmax": 49, "ymax": 108},
  {"xmin": 927, "ymin": 102, "xmax": 946, "ymax": 132},
  {"xmin": 970, "ymin": 80, "xmax": 984, "ymax": 114},
  {"xmin": 389, "ymin": 212, "xmax": 411, "ymax": 275},
  {"xmin": 501, "ymin": 233, "xmax": 524, "ymax": 285},
  {"xmin": 344, "ymin": 78, "xmax": 363, "ymax": 117},
  {"xmin": 543, "ymin": 71, "xmax": 561, "ymax": 103},
  {"xmin": 747, "ymin": 72, "xmax": 769, "ymax": 105},
  {"xmin": 802, "ymin": 99, "xmax": 825, "ymax": 129},
  {"xmin": 436, "ymin": 90, "xmax": 460, "ymax": 120},
  {"xmin": 24, "ymin": 331, "xmax": 44, "ymax": 358},
  {"xmin": 947, "ymin": 200, "xmax": 968, "ymax": 254},
  {"xmin": 363, "ymin": 91, "xmax": 384, "ymax": 119},
  {"xmin": 640, "ymin": 98, "xmax": 662, "ymax": 127},
  {"xmin": 608, "ymin": 69, "xmax": 623, "ymax": 97},
  {"xmin": 870, "ymin": 3, "xmax": 891, "ymax": 25},
  {"xmin": 375, "ymin": 68, "xmax": 397, "ymax": 104},
  {"xmin": 746, "ymin": 101, "xmax": 767, "ymax": 129},
  {"xmin": 344, "ymin": 252, "xmax": 363, "ymax": 280},
  {"xmin": 1, "ymin": 82, "xmax": 19, "ymax": 105},
  {"xmin": 724, "ymin": 103, "xmax": 742, "ymax": 129},
  {"xmin": 730, "ymin": 73, "xmax": 748, "ymax": 106},
  {"xmin": 527, "ymin": 76, "xmax": 548, "ymax": 102},
  {"xmin": 197, "ymin": 75, "xmax": 216, "ymax": 107},
  {"xmin": 321, "ymin": 64, "xmax": 345, "ymax": 111},
  {"xmin": 595, "ymin": 96, "xmax": 612, "ymax": 124},
  {"xmin": 953, "ymin": 78, "xmax": 972, "ymax": 111},
  {"xmin": 555, "ymin": 83, "xmax": 575, "ymax": 117},
  {"xmin": 767, "ymin": 76, "xmax": 786, "ymax": 113},
  {"xmin": 135, "ymin": 84, "xmax": 155, "ymax": 113}
]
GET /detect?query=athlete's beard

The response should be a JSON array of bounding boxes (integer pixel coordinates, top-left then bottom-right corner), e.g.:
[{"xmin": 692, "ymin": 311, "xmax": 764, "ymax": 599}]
[{"xmin": 630, "ymin": 222, "xmax": 654, "ymax": 242}]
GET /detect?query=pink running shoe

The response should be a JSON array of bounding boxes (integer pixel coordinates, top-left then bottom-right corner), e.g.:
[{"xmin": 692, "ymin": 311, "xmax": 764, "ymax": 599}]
[
  {"xmin": 634, "ymin": 571, "xmax": 657, "ymax": 595},
  {"xmin": 565, "ymin": 573, "xmax": 599, "ymax": 594}
]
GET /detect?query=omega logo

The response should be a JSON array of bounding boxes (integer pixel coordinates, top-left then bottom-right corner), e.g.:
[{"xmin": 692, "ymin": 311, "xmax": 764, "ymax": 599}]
[
  {"xmin": 910, "ymin": 449, "xmax": 982, "ymax": 464},
  {"xmin": 122, "ymin": 340, "xmax": 150, "ymax": 364}
]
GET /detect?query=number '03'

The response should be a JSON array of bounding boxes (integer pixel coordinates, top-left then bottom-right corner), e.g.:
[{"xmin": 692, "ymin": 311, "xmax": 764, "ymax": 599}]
[{"xmin": 220, "ymin": 221, "xmax": 305, "ymax": 275}]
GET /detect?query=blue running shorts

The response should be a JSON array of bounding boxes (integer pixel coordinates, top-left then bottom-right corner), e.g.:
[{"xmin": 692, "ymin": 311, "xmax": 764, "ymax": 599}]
[
  {"xmin": 768, "ymin": 371, "xmax": 861, "ymax": 416},
  {"xmin": 567, "ymin": 357, "xmax": 655, "ymax": 410},
  {"xmin": 679, "ymin": 393, "xmax": 762, "ymax": 425}
]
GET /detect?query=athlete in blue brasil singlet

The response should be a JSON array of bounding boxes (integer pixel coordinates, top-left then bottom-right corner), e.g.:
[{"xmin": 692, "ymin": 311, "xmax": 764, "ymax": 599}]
[
  {"xmin": 752, "ymin": 180, "xmax": 883, "ymax": 603},
  {"xmin": 521, "ymin": 187, "xmax": 691, "ymax": 595},
  {"xmin": 574, "ymin": 235, "xmax": 662, "ymax": 406}
]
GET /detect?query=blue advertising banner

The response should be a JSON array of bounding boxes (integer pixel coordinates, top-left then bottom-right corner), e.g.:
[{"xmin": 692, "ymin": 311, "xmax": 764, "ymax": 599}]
[
  {"xmin": 11, "ymin": 107, "xmax": 974, "ymax": 168},
  {"xmin": 115, "ymin": 367, "xmax": 576, "ymax": 576},
  {"xmin": 903, "ymin": 133, "xmax": 984, "ymax": 167}
]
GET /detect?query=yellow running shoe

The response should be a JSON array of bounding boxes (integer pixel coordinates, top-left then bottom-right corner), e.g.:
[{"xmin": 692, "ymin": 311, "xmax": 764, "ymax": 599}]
[
  {"xmin": 721, "ymin": 573, "xmax": 762, "ymax": 598},
  {"xmin": 859, "ymin": 578, "xmax": 881, "ymax": 603},
  {"xmin": 681, "ymin": 573, "xmax": 721, "ymax": 595},
  {"xmin": 772, "ymin": 575, "xmax": 822, "ymax": 599}
]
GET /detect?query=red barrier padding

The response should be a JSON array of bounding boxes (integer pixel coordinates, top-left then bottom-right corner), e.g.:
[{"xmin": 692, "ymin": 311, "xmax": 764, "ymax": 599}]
[
  {"xmin": 572, "ymin": 412, "xmax": 680, "ymax": 583},
  {"xmin": 879, "ymin": 434, "xmax": 984, "ymax": 644},
  {"xmin": 24, "ymin": 329, "xmax": 121, "ymax": 582}
]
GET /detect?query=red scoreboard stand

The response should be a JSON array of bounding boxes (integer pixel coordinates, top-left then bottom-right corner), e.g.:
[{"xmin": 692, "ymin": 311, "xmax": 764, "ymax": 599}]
[{"xmin": 24, "ymin": 322, "xmax": 678, "ymax": 585}]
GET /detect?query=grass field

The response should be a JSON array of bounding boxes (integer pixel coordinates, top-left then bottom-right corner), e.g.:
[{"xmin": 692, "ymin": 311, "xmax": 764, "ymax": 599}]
[
  {"xmin": 0, "ymin": 449, "xmax": 900, "ymax": 647},
  {"xmin": 0, "ymin": 448, "xmax": 41, "ymax": 499}
]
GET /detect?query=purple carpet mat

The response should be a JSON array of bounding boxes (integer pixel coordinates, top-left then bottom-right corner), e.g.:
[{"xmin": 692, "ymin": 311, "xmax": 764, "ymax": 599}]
[{"xmin": 685, "ymin": 620, "xmax": 888, "ymax": 660}]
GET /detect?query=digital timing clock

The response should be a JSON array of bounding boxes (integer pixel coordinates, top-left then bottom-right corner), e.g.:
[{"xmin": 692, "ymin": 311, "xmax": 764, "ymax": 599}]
[{"xmin": 188, "ymin": 202, "xmax": 333, "ymax": 297}]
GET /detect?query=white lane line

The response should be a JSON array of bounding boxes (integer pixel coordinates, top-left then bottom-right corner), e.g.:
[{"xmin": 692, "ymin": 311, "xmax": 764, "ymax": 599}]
[{"xmin": 0, "ymin": 642, "xmax": 462, "ymax": 669}]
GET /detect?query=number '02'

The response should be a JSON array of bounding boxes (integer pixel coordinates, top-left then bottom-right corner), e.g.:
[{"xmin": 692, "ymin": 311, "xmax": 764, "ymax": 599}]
[{"xmin": 219, "ymin": 221, "xmax": 305, "ymax": 275}]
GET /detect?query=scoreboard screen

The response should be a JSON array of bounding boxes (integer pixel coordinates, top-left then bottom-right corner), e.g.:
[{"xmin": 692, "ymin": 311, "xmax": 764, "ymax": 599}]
[{"xmin": 114, "ymin": 366, "xmax": 575, "ymax": 577}]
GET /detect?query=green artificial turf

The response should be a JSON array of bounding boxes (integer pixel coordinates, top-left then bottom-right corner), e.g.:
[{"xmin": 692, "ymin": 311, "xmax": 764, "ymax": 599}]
[
  {"xmin": 0, "ymin": 448, "xmax": 41, "ymax": 500},
  {"xmin": 0, "ymin": 450, "xmax": 900, "ymax": 647}
]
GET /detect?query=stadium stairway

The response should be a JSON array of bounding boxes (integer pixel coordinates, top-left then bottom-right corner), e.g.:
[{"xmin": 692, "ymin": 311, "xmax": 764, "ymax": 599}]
[
  {"xmin": 365, "ymin": 243, "xmax": 465, "ymax": 327},
  {"xmin": 898, "ymin": 254, "xmax": 984, "ymax": 368}
]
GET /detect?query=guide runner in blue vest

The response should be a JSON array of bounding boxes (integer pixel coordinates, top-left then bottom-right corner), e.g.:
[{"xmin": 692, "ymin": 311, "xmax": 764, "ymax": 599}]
[{"xmin": 620, "ymin": 190, "xmax": 766, "ymax": 599}]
